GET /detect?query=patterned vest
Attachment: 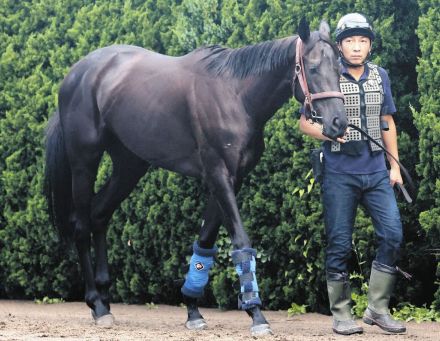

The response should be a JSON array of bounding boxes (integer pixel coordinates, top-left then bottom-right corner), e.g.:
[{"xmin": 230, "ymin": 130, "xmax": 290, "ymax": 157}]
[{"xmin": 331, "ymin": 62, "xmax": 384, "ymax": 155}]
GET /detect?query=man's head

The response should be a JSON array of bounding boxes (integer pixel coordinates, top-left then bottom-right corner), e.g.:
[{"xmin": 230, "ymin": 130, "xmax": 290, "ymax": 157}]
[{"xmin": 335, "ymin": 13, "xmax": 374, "ymax": 67}]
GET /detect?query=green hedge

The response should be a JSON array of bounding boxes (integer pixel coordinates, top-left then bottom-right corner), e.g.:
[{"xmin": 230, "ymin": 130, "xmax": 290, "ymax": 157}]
[
  {"xmin": 414, "ymin": 0, "xmax": 440, "ymax": 309},
  {"xmin": 0, "ymin": 0, "xmax": 438, "ymax": 313}
]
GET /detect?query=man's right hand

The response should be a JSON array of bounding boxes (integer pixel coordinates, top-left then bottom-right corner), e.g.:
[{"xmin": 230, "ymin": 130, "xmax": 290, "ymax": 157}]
[{"xmin": 333, "ymin": 127, "xmax": 349, "ymax": 143}]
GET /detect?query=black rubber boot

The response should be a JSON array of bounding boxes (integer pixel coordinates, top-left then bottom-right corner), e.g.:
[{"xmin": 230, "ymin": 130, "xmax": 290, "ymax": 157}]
[
  {"xmin": 363, "ymin": 261, "xmax": 406, "ymax": 333},
  {"xmin": 327, "ymin": 272, "xmax": 363, "ymax": 335}
]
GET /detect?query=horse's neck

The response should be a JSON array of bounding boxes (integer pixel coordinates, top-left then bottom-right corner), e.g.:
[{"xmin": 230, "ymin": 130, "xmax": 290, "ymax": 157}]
[{"xmin": 241, "ymin": 67, "xmax": 293, "ymax": 125}]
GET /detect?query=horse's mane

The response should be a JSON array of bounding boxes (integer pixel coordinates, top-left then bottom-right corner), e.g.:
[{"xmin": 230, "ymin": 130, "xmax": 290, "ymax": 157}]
[{"xmin": 199, "ymin": 36, "xmax": 297, "ymax": 78}]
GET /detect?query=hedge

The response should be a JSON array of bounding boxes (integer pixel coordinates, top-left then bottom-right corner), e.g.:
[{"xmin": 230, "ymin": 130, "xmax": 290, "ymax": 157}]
[{"xmin": 0, "ymin": 0, "xmax": 437, "ymax": 313}]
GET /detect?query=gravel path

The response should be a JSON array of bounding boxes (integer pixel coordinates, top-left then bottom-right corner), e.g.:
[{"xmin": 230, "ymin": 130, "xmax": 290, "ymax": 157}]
[{"xmin": 1, "ymin": 300, "xmax": 439, "ymax": 340}]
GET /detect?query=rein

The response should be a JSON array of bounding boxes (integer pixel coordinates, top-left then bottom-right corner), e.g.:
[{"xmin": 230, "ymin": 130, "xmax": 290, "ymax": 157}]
[
  {"xmin": 293, "ymin": 38, "xmax": 345, "ymax": 123},
  {"xmin": 348, "ymin": 124, "xmax": 416, "ymax": 203}
]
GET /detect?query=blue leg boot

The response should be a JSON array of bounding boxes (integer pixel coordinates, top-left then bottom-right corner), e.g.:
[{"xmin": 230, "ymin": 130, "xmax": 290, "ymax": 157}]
[
  {"xmin": 181, "ymin": 241, "xmax": 217, "ymax": 298},
  {"xmin": 231, "ymin": 248, "xmax": 262, "ymax": 310},
  {"xmin": 181, "ymin": 241, "xmax": 217, "ymax": 330},
  {"xmin": 232, "ymin": 248, "xmax": 272, "ymax": 335}
]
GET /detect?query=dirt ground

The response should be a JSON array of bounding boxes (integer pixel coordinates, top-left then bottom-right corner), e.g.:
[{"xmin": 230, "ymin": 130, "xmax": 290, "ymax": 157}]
[{"xmin": 0, "ymin": 300, "xmax": 439, "ymax": 341}]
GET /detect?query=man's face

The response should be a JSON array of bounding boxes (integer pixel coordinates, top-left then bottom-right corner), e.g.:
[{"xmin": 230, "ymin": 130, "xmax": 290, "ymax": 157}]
[{"xmin": 339, "ymin": 35, "xmax": 371, "ymax": 65}]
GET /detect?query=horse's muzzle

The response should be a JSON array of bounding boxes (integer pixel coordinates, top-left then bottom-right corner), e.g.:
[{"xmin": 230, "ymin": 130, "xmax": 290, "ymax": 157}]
[{"xmin": 322, "ymin": 116, "xmax": 347, "ymax": 141}]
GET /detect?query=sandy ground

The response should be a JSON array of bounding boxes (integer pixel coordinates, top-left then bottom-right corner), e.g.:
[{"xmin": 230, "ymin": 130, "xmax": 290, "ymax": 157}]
[{"xmin": 0, "ymin": 300, "xmax": 439, "ymax": 340}]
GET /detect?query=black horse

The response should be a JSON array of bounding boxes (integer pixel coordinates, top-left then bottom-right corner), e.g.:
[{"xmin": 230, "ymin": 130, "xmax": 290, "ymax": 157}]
[{"xmin": 45, "ymin": 19, "xmax": 346, "ymax": 335}]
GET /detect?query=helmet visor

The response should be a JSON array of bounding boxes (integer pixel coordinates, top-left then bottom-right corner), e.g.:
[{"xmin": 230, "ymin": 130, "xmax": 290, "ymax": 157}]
[{"xmin": 339, "ymin": 21, "xmax": 371, "ymax": 30}]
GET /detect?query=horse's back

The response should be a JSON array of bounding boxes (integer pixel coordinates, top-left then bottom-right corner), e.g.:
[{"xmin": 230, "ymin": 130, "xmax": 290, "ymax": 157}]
[
  {"xmin": 59, "ymin": 45, "xmax": 204, "ymax": 176},
  {"xmin": 60, "ymin": 45, "xmax": 175, "ymax": 95}
]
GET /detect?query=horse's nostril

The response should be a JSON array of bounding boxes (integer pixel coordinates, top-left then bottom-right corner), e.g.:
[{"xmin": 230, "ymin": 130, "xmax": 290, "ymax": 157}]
[
  {"xmin": 333, "ymin": 117, "xmax": 341, "ymax": 130},
  {"xmin": 330, "ymin": 117, "xmax": 347, "ymax": 137}
]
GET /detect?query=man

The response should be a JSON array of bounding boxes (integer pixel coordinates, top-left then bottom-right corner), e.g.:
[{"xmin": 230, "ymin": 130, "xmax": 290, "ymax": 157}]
[{"xmin": 299, "ymin": 13, "xmax": 407, "ymax": 335}]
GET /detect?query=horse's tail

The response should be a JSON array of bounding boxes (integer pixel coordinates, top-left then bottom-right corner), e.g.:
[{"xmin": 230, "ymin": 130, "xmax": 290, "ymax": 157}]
[{"xmin": 44, "ymin": 110, "xmax": 74, "ymax": 242}]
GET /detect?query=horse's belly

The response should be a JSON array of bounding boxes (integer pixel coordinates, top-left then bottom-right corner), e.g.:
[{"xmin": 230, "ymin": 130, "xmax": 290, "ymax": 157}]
[{"xmin": 105, "ymin": 105, "xmax": 202, "ymax": 177}]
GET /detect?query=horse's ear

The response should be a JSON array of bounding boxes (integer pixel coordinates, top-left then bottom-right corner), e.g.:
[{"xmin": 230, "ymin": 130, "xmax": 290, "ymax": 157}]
[
  {"xmin": 319, "ymin": 21, "xmax": 331, "ymax": 39},
  {"xmin": 298, "ymin": 17, "xmax": 310, "ymax": 42}
]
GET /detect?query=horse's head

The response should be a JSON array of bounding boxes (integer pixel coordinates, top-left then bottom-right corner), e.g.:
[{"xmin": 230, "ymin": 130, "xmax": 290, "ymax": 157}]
[{"xmin": 293, "ymin": 18, "xmax": 347, "ymax": 141}]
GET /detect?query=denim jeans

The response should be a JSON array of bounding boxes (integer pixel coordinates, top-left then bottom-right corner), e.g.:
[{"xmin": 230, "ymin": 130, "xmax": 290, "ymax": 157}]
[{"xmin": 322, "ymin": 170, "xmax": 402, "ymax": 273}]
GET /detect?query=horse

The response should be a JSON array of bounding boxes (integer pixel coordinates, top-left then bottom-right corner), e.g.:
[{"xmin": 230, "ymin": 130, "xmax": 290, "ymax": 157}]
[{"xmin": 44, "ymin": 18, "xmax": 346, "ymax": 335}]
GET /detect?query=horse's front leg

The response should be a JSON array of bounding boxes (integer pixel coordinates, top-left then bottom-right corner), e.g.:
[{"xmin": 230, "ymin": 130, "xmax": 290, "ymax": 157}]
[
  {"xmin": 189, "ymin": 162, "xmax": 271, "ymax": 335},
  {"xmin": 182, "ymin": 195, "xmax": 221, "ymax": 329},
  {"xmin": 197, "ymin": 190, "xmax": 270, "ymax": 333},
  {"xmin": 231, "ymin": 248, "xmax": 271, "ymax": 335}
]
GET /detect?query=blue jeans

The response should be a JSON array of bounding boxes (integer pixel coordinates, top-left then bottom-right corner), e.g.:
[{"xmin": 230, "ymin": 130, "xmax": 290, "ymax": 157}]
[{"xmin": 322, "ymin": 170, "xmax": 402, "ymax": 273}]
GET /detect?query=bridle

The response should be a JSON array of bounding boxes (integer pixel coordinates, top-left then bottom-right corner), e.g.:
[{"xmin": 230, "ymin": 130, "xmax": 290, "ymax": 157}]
[{"xmin": 292, "ymin": 37, "xmax": 345, "ymax": 123}]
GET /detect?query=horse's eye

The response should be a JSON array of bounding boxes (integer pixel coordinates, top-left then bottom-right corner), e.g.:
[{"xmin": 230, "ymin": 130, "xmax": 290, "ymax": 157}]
[{"xmin": 309, "ymin": 65, "xmax": 319, "ymax": 74}]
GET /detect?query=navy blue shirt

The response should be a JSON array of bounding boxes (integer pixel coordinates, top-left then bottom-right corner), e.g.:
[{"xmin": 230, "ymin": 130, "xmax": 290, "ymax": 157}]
[{"xmin": 301, "ymin": 62, "xmax": 396, "ymax": 175}]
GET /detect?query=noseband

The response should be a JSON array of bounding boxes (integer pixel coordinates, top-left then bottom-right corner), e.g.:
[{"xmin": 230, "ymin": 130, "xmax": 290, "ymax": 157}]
[{"xmin": 293, "ymin": 38, "xmax": 345, "ymax": 123}]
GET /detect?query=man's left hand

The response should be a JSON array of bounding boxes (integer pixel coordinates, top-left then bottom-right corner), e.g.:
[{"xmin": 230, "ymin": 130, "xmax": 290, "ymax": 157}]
[{"xmin": 389, "ymin": 167, "xmax": 403, "ymax": 187}]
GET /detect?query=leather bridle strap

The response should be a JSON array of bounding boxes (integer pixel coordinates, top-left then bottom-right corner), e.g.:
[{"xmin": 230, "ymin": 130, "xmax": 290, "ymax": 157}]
[
  {"xmin": 294, "ymin": 38, "xmax": 345, "ymax": 122},
  {"xmin": 348, "ymin": 124, "xmax": 416, "ymax": 203}
]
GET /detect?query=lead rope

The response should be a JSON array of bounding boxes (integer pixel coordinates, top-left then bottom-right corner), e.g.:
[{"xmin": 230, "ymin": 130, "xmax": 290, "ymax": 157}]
[{"xmin": 396, "ymin": 266, "xmax": 413, "ymax": 280}]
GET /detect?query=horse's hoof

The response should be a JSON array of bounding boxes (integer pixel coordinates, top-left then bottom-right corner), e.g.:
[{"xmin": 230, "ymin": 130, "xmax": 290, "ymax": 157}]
[
  {"xmin": 185, "ymin": 318, "xmax": 208, "ymax": 330},
  {"xmin": 94, "ymin": 313, "xmax": 115, "ymax": 328},
  {"xmin": 250, "ymin": 323, "xmax": 273, "ymax": 336}
]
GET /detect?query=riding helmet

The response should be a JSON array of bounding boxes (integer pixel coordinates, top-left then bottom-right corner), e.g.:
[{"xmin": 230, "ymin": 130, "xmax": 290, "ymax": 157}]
[{"xmin": 335, "ymin": 13, "xmax": 375, "ymax": 42}]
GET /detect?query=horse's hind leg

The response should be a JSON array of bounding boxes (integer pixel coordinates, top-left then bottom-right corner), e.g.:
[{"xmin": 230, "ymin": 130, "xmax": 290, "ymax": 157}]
[
  {"xmin": 61, "ymin": 94, "xmax": 116, "ymax": 325},
  {"xmin": 68, "ymin": 145, "xmax": 109, "ymax": 322},
  {"xmin": 90, "ymin": 137, "xmax": 149, "ymax": 318}
]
